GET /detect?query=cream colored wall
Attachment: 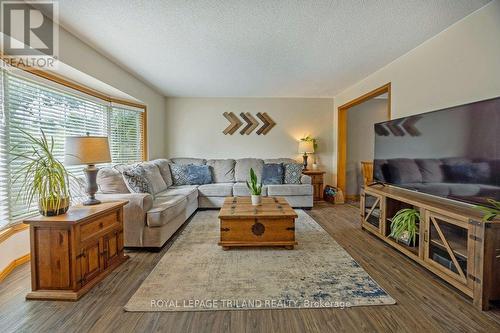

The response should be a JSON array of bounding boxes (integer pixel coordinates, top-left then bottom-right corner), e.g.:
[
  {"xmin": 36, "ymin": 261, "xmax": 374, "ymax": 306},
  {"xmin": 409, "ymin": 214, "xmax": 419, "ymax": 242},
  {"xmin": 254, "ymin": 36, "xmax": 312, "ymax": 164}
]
[
  {"xmin": 0, "ymin": 230, "xmax": 30, "ymax": 275},
  {"xmin": 165, "ymin": 97, "xmax": 335, "ymax": 184},
  {"xmin": 333, "ymin": 0, "xmax": 500, "ymax": 184}
]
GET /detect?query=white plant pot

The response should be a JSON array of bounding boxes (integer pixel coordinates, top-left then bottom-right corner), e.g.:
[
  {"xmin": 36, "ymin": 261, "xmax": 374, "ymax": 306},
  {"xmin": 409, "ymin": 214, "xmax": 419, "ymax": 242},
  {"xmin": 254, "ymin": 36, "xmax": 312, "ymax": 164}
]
[
  {"xmin": 312, "ymin": 163, "xmax": 318, "ymax": 170},
  {"xmin": 251, "ymin": 194, "xmax": 262, "ymax": 206}
]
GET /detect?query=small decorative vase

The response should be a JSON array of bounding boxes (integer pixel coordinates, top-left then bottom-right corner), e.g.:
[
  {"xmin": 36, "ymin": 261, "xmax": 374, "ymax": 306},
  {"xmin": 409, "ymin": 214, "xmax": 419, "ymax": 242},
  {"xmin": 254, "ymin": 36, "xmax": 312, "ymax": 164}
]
[
  {"xmin": 312, "ymin": 163, "xmax": 318, "ymax": 170},
  {"xmin": 251, "ymin": 194, "xmax": 262, "ymax": 206}
]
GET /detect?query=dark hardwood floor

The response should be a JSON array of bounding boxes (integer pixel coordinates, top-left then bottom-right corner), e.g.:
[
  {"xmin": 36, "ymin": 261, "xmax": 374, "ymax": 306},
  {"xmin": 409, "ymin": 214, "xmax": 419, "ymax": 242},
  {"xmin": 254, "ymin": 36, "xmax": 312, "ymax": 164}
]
[{"xmin": 1, "ymin": 203, "xmax": 500, "ymax": 333}]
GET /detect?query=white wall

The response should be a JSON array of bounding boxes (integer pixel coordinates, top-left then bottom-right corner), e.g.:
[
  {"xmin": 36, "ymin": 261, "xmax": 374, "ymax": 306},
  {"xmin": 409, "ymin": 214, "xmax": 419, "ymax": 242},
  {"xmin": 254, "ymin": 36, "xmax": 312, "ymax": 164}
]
[
  {"xmin": 333, "ymin": 0, "xmax": 500, "ymax": 184},
  {"xmin": 346, "ymin": 98, "xmax": 388, "ymax": 196},
  {"xmin": 165, "ymin": 97, "xmax": 335, "ymax": 183}
]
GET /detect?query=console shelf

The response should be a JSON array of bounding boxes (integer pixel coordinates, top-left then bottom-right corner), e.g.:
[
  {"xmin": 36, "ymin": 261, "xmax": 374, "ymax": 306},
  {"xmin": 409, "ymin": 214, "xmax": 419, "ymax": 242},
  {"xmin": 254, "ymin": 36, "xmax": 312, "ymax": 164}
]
[{"xmin": 361, "ymin": 185, "xmax": 500, "ymax": 311}]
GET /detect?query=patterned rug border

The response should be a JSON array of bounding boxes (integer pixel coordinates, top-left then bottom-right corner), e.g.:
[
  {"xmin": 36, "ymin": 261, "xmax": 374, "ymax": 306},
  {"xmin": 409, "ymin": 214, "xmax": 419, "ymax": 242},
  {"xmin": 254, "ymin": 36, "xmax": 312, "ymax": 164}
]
[{"xmin": 124, "ymin": 209, "xmax": 396, "ymax": 312}]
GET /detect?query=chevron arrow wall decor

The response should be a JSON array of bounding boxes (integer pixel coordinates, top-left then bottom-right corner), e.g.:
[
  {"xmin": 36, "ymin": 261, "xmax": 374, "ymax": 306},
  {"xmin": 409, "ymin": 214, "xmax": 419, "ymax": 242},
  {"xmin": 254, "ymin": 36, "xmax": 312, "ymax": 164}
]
[
  {"xmin": 222, "ymin": 112, "xmax": 276, "ymax": 135},
  {"xmin": 222, "ymin": 112, "xmax": 243, "ymax": 135}
]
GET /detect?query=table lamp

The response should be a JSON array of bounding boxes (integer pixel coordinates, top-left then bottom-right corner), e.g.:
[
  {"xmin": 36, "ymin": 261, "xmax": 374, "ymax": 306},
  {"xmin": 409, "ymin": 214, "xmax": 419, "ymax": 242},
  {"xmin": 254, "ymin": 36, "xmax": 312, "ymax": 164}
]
[
  {"xmin": 65, "ymin": 135, "xmax": 111, "ymax": 205},
  {"xmin": 298, "ymin": 141, "xmax": 314, "ymax": 170}
]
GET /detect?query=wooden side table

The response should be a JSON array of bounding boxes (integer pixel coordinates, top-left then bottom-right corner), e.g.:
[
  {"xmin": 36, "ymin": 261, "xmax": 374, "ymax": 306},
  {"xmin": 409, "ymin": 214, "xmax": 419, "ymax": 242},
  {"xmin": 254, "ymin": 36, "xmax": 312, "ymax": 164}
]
[
  {"xmin": 24, "ymin": 201, "xmax": 128, "ymax": 301},
  {"xmin": 302, "ymin": 170, "xmax": 325, "ymax": 201}
]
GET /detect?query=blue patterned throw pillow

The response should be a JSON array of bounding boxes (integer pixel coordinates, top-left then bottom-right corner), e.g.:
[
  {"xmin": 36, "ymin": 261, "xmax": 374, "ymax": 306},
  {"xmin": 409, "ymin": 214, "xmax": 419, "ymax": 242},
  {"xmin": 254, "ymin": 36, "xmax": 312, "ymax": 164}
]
[
  {"xmin": 186, "ymin": 164, "xmax": 212, "ymax": 185},
  {"xmin": 262, "ymin": 163, "xmax": 284, "ymax": 185},
  {"xmin": 284, "ymin": 163, "xmax": 303, "ymax": 184},
  {"xmin": 122, "ymin": 164, "xmax": 153, "ymax": 194},
  {"xmin": 169, "ymin": 163, "xmax": 191, "ymax": 186}
]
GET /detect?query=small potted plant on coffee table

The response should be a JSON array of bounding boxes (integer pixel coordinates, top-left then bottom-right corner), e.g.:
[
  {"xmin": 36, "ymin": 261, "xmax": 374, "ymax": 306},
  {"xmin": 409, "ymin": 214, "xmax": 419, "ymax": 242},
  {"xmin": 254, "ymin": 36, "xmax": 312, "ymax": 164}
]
[{"xmin": 246, "ymin": 168, "xmax": 262, "ymax": 206}]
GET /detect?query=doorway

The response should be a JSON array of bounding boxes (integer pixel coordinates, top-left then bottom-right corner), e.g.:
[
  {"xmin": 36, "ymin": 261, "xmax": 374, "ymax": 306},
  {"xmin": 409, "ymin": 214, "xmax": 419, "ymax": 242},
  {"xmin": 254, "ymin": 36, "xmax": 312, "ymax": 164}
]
[{"xmin": 337, "ymin": 83, "xmax": 391, "ymax": 200}]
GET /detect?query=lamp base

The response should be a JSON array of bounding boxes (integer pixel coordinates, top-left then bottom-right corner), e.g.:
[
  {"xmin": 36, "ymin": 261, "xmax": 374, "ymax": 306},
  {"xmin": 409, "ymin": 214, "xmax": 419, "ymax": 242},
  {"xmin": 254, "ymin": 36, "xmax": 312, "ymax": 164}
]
[
  {"xmin": 302, "ymin": 154, "xmax": 309, "ymax": 170},
  {"xmin": 83, "ymin": 198, "xmax": 101, "ymax": 206},
  {"xmin": 83, "ymin": 164, "xmax": 101, "ymax": 206}
]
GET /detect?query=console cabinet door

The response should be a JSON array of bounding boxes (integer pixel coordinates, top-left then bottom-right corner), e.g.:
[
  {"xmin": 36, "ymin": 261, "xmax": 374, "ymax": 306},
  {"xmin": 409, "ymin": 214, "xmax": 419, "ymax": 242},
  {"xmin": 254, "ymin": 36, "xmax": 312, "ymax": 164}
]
[
  {"xmin": 361, "ymin": 191, "xmax": 384, "ymax": 234},
  {"xmin": 423, "ymin": 211, "xmax": 472, "ymax": 287}
]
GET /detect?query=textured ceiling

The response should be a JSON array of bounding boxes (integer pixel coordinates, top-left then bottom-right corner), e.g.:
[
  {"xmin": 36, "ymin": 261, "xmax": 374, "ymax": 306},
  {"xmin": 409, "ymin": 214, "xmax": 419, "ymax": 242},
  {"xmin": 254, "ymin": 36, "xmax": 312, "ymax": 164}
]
[{"xmin": 56, "ymin": 0, "xmax": 490, "ymax": 97}]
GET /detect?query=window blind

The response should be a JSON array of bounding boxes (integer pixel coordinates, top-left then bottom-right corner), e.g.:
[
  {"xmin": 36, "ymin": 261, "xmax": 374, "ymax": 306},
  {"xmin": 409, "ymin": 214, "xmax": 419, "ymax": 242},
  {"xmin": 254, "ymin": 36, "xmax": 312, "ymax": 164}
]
[{"xmin": 0, "ymin": 69, "xmax": 145, "ymax": 229}]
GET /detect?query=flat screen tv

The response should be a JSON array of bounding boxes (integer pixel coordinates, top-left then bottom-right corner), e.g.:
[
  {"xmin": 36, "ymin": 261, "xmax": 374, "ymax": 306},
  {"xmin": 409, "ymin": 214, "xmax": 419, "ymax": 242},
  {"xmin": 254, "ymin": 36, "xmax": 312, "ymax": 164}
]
[{"xmin": 373, "ymin": 97, "xmax": 500, "ymax": 207}]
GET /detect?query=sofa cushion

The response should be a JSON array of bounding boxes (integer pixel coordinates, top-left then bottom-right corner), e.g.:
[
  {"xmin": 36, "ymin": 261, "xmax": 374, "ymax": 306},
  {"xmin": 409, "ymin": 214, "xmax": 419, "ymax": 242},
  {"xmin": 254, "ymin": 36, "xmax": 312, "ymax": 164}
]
[
  {"xmin": 97, "ymin": 167, "xmax": 130, "ymax": 194},
  {"xmin": 387, "ymin": 159, "xmax": 422, "ymax": 184},
  {"xmin": 170, "ymin": 157, "xmax": 206, "ymax": 165},
  {"xmin": 169, "ymin": 163, "xmax": 191, "ymax": 186},
  {"xmin": 415, "ymin": 159, "xmax": 444, "ymax": 183},
  {"xmin": 163, "ymin": 185, "xmax": 199, "ymax": 203},
  {"xmin": 122, "ymin": 164, "xmax": 154, "ymax": 195},
  {"xmin": 264, "ymin": 158, "xmax": 297, "ymax": 164},
  {"xmin": 284, "ymin": 163, "xmax": 303, "ymax": 184},
  {"xmin": 207, "ymin": 159, "xmax": 235, "ymax": 183},
  {"xmin": 146, "ymin": 195, "xmax": 187, "ymax": 227},
  {"xmin": 235, "ymin": 158, "xmax": 264, "ymax": 182},
  {"xmin": 186, "ymin": 164, "xmax": 212, "ymax": 185},
  {"xmin": 233, "ymin": 182, "xmax": 267, "ymax": 196},
  {"xmin": 267, "ymin": 184, "xmax": 313, "ymax": 196},
  {"xmin": 142, "ymin": 162, "xmax": 168, "ymax": 195},
  {"xmin": 151, "ymin": 159, "xmax": 173, "ymax": 187},
  {"xmin": 262, "ymin": 163, "xmax": 284, "ymax": 185},
  {"xmin": 198, "ymin": 183, "xmax": 233, "ymax": 197}
]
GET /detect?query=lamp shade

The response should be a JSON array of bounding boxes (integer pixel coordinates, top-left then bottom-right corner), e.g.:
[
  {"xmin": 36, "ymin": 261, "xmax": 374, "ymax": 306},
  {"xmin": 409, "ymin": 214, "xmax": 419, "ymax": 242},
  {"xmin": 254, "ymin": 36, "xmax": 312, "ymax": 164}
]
[
  {"xmin": 64, "ymin": 136, "xmax": 111, "ymax": 165},
  {"xmin": 298, "ymin": 141, "xmax": 314, "ymax": 154}
]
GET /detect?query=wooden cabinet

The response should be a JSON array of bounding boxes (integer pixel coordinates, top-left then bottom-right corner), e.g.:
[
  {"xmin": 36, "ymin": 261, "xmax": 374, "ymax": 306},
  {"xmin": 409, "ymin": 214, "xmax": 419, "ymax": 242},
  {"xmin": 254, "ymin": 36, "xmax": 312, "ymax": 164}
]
[
  {"xmin": 361, "ymin": 185, "xmax": 500, "ymax": 310},
  {"xmin": 24, "ymin": 201, "xmax": 128, "ymax": 301},
  {"xmin": 302, "ymin": 170, "xmax": 325, "ymax": 201}
]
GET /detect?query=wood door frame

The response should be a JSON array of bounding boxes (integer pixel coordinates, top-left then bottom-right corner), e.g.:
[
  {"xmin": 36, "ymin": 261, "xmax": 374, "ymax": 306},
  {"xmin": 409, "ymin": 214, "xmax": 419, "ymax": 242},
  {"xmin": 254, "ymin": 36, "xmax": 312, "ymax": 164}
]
[{"xmin": 337, "ymin": 82, "xmax": 391, "ymax": 196}]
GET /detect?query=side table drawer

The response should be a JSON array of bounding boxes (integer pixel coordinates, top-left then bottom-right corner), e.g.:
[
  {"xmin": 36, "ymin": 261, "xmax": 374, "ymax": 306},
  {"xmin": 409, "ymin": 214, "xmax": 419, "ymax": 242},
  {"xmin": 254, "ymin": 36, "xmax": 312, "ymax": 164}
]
[{"xmin": 80, "ymin": 212, "xmax": 119, "ymax": 241}]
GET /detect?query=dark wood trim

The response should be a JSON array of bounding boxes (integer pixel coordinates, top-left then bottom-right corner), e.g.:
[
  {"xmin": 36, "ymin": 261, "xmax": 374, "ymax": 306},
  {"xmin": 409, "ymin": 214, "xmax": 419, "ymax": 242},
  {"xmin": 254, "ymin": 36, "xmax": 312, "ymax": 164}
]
[{"xmin": 337, "ymin": 82, "xmax": 391, "ymax": 194}]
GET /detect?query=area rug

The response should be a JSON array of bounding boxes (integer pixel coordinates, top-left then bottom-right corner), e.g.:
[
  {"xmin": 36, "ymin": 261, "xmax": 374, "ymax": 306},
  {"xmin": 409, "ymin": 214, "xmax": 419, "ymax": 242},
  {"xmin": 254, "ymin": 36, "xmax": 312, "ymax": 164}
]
[{"xmin": 125, "ymin": 210, "xmax": 395, "ymax": 312}]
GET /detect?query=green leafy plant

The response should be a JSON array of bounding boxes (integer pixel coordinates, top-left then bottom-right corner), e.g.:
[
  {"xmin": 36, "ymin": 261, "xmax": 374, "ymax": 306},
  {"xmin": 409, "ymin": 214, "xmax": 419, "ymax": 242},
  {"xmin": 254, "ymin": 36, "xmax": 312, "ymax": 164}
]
[
  {"xmin": 11, "ymin": 129, "xmax": 72, "ymax": 216},
  {"xmin": 389, "ymin": 208, "xmax": 420, "ymax": 246},
  {"xmin": 246, "ymin": 168, "xmax": 262, "ymax": 195},
  {"xmin": 475, "ymin": 199, "xmax": 500, "ymax": 221},
  {"xmin": 300, "ymin": 135, "xmax": 318, "ymax": 152}
]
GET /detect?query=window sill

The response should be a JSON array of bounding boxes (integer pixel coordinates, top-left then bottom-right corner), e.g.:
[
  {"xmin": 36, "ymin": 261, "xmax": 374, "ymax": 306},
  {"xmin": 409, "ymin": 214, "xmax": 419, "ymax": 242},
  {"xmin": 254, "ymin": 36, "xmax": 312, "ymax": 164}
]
[{"xmin": 0, "ymin": 223, "xmax": 29, "ymax": 244}]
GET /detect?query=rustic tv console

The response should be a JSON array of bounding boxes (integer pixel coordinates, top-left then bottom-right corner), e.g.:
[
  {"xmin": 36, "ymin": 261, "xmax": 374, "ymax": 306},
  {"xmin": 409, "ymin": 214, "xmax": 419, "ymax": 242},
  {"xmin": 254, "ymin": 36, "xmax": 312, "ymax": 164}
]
[{"xmin": 361, "ymin": 185, "xmax": 500, "ymax": 310}]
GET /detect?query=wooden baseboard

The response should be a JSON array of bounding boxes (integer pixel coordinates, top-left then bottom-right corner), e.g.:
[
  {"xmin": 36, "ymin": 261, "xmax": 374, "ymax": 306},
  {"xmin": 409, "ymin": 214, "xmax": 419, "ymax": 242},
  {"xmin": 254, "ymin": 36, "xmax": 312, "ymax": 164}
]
[{"xmin": 0, "ymin": 253, "xmax": 30, "ymax": 283}]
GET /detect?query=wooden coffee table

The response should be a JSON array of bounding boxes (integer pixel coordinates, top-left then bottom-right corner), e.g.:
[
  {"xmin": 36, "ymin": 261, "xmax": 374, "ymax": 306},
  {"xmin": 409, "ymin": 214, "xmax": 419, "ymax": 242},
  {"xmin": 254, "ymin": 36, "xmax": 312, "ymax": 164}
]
[{"xmin": 218, "ymin": 196, "xmax": 298, "ymax": 250}]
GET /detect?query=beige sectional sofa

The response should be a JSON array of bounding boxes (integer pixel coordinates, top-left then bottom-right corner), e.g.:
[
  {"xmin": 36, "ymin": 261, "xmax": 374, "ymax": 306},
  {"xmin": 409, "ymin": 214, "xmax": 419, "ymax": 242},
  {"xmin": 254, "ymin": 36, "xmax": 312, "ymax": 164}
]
[{"xmin": 96, "ymin": 157, "xmax": 313, "ymax": 248}]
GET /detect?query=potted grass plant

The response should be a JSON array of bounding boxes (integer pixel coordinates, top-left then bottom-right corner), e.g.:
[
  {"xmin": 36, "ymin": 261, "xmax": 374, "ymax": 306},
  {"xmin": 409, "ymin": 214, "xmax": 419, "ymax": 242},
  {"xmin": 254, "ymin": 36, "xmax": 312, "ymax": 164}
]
[
  {"xmin": 475, "ymin": 199, "xmax": 500, "ymax": 221},
  {"xmin": 246, "ymin": 168, "xmax": 262, "ymax": 206},
  {"xmin": 11, "ymin": 129, "xmax": 72, "ymax": 216},
  {"xmin": 389, "ymin": 208, "xmax": 420, "ymax": 247}
]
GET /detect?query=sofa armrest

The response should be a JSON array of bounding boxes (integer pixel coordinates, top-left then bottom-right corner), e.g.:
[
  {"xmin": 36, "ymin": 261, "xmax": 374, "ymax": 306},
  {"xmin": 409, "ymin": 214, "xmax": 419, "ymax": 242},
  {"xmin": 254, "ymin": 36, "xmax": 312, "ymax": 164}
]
[
  {"xmin": 95, "ymin": 193, "xmax": 154, "ymax": 247},
  {"xmin": 301, "ymin": 174, "xmax": 312, "ymax": 184}
]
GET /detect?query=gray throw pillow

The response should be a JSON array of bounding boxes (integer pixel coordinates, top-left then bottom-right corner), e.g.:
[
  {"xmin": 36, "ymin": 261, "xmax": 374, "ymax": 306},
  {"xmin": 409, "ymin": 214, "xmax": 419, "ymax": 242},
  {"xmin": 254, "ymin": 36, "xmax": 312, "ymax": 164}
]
[
  {"xmin": 262, "ymin": 163, "xmax": 284, "ymax": 185},
  {"xmin": 169, "ymin": 163, "xmax": 191, "ymax": 186},
  {"xmin": 284, "ymin": 163, "xmax": 303, "ymax": 184},
  {"xmin": 187, "ymin": 165, "xmax": 212, "ymax": 185},
  {"xmin": 122, "ymin": 164, "xmax": 153, "ymax": 194}
]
